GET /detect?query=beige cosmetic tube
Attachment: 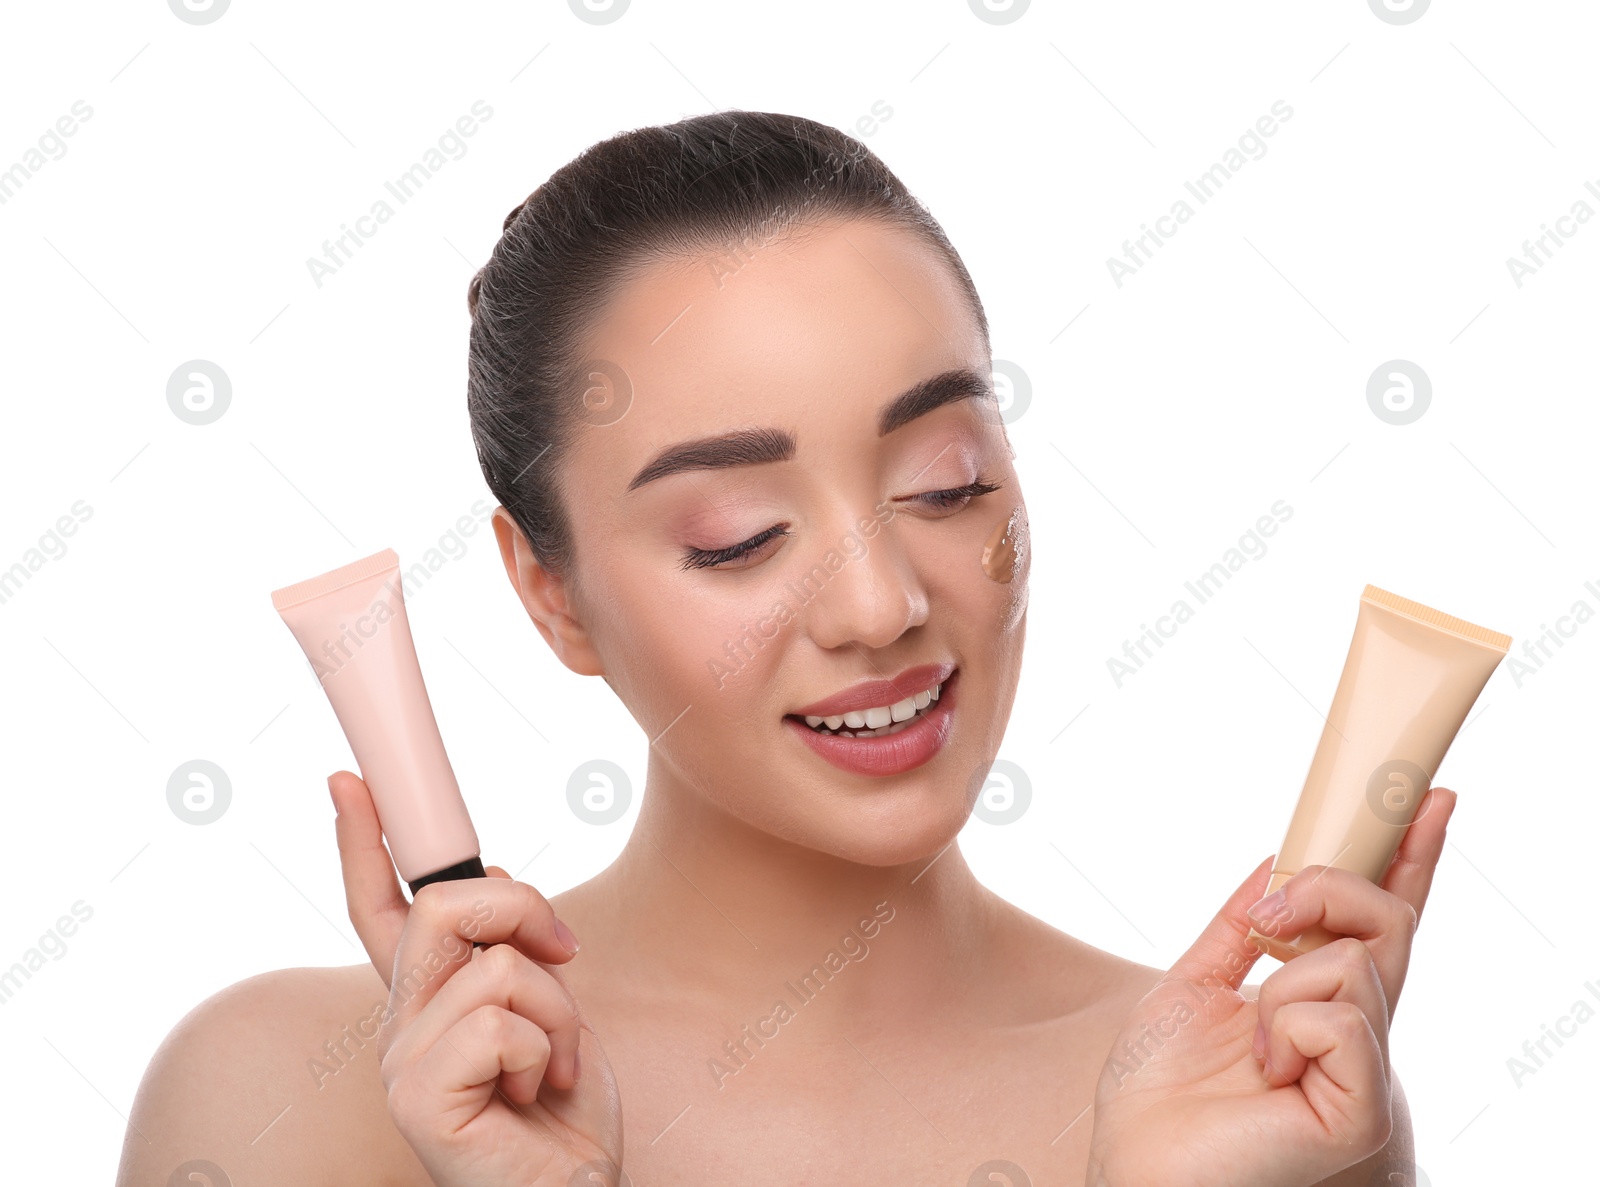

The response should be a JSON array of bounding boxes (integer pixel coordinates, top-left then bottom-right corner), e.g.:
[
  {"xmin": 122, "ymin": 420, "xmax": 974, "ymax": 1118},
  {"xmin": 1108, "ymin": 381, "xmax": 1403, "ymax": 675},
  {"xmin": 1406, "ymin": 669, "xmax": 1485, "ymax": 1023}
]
[
  {"xmin": 1246, "ymin": 584, "xmax": 1510, "ymax": 962},
  {"xmin": 271, "ymin": 548, "xmax": 485, "ymax": 896}
]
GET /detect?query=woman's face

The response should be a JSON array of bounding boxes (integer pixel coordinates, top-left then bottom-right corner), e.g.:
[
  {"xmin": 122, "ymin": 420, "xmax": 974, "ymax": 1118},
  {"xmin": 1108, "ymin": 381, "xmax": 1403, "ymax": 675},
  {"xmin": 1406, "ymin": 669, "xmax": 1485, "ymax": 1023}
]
[{"xmin": 503, "ymin": 215, "xmax": 1030, "ymax": 866}]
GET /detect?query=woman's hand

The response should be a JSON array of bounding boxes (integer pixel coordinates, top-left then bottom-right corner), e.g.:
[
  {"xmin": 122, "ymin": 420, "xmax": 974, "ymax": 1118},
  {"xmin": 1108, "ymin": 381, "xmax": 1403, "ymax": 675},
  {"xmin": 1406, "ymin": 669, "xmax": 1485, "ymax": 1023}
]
[
  {"xmin": 329, "ymin": 770, "xmax": 625, "ymax": 1187},
  {"xmin": 1083, "ymin": 786, "xmax": 1457, "ymax": 1187}
]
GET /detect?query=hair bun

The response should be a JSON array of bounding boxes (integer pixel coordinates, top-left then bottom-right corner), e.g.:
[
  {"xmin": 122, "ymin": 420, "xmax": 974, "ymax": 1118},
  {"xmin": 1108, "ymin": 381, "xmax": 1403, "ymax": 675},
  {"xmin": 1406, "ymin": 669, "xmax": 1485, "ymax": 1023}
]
[{"xmin": 502, "ymin": 183, "xmax": 550, "ymax": 233}]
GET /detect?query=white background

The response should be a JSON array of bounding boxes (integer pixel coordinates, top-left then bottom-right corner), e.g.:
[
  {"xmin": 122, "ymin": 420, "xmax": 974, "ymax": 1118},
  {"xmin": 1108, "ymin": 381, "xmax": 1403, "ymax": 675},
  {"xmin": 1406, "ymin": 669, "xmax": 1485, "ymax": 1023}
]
[{"xmin": 1, "ymin": 1, "xmax": 1594, "ymax": 1182}]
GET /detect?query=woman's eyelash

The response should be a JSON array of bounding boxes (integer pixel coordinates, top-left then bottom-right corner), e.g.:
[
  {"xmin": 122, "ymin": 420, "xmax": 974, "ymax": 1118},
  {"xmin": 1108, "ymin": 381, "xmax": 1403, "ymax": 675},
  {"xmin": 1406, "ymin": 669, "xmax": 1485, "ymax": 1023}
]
[
  {"xmin": 680, "ymin": 524, "xmax": 792, "ymax": 571},
  {"xmin": 678, "ymin": 475, "xmax": 1004, "ymax": 571},
  {"xmin": 918, "ymin": 476, "xmax": 1002, "ymax": 509}
]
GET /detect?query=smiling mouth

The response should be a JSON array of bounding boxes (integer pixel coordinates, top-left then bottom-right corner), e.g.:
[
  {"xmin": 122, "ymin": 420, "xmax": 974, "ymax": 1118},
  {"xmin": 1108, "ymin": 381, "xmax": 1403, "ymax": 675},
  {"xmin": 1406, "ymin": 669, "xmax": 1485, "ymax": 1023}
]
[{"xmin": 785, "ymin": 673, "xmax": 950, "ymax": 739}]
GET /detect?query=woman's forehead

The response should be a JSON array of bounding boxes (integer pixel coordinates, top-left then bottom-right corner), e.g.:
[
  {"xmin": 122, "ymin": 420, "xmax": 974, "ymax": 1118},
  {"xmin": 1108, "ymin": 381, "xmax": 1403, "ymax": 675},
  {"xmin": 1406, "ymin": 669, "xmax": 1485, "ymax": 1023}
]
[
  {"xmin": 598, "ymin": 220, "xmax": 973, "ymax": 352},
  {"xmin": 569, "ymin": 219, "xmax": 987, "ymax": 444}
]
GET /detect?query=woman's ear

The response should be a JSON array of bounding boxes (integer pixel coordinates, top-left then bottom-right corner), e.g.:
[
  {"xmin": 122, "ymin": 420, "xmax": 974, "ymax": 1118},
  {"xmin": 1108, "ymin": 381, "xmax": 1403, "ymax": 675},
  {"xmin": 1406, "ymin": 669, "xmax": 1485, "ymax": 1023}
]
[{"xmin": 492, "ymin": 506, "xmax": 606, "ymax": 678}]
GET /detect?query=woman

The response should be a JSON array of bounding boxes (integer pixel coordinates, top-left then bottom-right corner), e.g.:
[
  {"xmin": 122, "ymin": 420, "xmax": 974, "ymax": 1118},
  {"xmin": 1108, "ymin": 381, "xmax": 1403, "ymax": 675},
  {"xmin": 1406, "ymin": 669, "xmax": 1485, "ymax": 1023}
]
[{"xmin": 119, "ymin": 111, "xmax": 1447, "ymax": 1187}]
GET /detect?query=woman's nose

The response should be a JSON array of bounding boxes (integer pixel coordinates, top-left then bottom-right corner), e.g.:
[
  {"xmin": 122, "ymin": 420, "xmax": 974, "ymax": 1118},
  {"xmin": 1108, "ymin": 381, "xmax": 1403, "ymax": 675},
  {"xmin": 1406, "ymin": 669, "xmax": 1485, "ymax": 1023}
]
[{"xmin": 799, "ymin": 516, "xmax": 930, "ymax": 651}]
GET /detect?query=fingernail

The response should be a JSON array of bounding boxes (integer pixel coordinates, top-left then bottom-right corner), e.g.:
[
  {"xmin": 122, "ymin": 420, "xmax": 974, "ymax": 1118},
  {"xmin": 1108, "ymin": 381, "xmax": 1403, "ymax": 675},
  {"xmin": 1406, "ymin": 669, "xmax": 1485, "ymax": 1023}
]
[
  {"xmin": 573, "ymin": 1048, "xmax": 581, "ymax": 1083},
  {"xmin": 1252, "ymin": 1020, "xmax": 1266, "ymax": 1060},
  {"xmin": 327, "ymin": 775, "xmax": 338, "ymax": 813},
  {"xmin": 554, "ymin": 917, "xmax": 580, "ymax": 955},
  {"xmin": 1248, "ymin": 889, "xmax": 1286, "ymax": 922}
]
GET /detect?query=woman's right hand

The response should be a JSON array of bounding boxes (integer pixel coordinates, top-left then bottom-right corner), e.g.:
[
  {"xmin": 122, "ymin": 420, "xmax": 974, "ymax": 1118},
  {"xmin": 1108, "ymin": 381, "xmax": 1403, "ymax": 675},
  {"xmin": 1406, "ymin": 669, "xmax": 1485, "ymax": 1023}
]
[{"xmin": 329, "ymin": 770, "xmax": 625, "ymax": 1187}]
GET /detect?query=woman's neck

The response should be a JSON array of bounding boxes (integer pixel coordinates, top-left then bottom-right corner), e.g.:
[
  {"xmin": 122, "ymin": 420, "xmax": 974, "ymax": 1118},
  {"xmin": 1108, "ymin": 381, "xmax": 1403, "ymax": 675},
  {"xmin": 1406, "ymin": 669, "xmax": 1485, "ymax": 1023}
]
[{"xmin": 558, "ymin": 757, "xmax": 1003, "ymax": 1026}]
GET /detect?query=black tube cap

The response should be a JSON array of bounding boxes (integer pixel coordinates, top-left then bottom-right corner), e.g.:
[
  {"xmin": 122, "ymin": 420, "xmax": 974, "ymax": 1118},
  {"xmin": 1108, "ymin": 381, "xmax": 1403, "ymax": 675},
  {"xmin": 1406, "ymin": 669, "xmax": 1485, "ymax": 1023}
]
[{"xmin": 406, "ymin": 854, "xmax": 487, "ymax": 897}]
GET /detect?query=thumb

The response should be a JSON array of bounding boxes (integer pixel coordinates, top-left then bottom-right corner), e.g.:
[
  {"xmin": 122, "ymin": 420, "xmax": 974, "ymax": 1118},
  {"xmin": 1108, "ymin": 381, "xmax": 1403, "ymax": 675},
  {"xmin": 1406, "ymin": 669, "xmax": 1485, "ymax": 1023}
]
[
  {"xmin": 330, "ymin": 769, "xmax": 409, "ymax": 985},
  {"xmin": 1162, "ymin": 854, "xmax": 1275, "ymax": 991}
]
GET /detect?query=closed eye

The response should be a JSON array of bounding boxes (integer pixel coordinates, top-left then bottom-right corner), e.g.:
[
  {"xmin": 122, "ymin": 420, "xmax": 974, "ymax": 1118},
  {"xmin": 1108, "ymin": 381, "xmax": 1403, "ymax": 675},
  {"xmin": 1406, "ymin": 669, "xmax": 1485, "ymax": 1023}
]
[
  {"xmin": 679, "ymin": 523, "xmax": 792, "ymax": 572},
  {"xmin": 678, "ymin": 476, "xmax": 1003, "ymax": 571},
  {"xmin": 915, "ymin": 477, "xmax": 1002, "ymax": 511}
]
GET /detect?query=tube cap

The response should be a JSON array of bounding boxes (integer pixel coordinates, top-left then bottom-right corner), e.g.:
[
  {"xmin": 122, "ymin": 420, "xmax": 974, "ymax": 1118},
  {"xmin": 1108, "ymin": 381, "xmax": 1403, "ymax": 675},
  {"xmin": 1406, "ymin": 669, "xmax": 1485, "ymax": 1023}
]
[{"xmin": 406, "ymin": 854, "xmax": 487, "ymax": 897}]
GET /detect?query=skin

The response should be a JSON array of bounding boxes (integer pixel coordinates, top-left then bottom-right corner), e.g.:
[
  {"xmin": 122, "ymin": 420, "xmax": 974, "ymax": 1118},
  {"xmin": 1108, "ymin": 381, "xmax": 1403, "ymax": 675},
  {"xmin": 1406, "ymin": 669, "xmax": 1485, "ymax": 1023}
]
[{"xmin": 115, "ymin": 215, "xmax": 1446, "ymax": 1186}]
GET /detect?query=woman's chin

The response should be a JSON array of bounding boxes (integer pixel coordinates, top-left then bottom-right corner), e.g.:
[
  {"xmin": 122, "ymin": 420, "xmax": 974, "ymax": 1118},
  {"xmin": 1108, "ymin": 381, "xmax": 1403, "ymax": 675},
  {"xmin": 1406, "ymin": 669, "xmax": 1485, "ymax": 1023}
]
[{"xmin": 805, "ymin": 797, "xmax": 972, "ymax": 869}]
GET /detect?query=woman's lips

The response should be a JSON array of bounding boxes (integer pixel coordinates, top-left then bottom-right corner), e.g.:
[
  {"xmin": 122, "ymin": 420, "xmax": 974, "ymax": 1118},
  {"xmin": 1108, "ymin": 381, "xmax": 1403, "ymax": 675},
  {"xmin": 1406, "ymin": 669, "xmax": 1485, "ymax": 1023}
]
[
  {"xmin": 788, "ymin": 660, "xmax": 954, "ymax": 719},
  {"xmin": 784, "ymin": 668, "xmax": 958, "ymax": 777}
]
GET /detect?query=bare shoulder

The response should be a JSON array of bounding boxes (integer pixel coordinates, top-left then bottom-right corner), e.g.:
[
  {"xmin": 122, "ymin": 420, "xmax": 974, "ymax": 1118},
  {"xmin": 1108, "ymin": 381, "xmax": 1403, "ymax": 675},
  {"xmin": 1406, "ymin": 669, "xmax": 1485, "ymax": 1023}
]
[
  {"xmin": 117, "ymin": 962, "xmax": 427, "ymax": 1187},
  {"xmin": 984, "ymin": 891, "xmax": 1167, "ymax": 1025}
]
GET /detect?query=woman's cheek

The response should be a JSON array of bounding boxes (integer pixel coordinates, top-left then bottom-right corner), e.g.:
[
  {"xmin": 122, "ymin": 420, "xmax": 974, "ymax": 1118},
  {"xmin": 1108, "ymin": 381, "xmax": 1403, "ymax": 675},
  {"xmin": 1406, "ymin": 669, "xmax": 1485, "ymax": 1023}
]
[
  {"xmin": 697, "ymin": 593, "xmax": 793, "ymax": 698},
  {"xmin": 1001, "ymin": 555, "xmax": 1029, "ymax": 635},
  {"xmin": 983, "ymin": 503, "xmax": 1030, "ymax": 635}
]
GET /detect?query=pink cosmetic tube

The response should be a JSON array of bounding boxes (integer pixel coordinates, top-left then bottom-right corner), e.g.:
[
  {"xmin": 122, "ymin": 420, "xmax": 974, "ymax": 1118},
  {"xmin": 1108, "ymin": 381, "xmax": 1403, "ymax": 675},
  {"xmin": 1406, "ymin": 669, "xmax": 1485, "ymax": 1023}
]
[{"xmin": 271, "ymin": 548, "xmax": 485, "ymax": 896}]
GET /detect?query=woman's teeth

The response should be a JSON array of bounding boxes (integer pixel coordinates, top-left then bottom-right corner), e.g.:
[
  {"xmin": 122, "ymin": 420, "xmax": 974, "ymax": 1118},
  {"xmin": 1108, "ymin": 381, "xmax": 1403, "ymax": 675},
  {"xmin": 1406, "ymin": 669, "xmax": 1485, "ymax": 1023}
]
[{"xmin": 800, "ymin": 680, "xmax": 943, "ymax": 738}]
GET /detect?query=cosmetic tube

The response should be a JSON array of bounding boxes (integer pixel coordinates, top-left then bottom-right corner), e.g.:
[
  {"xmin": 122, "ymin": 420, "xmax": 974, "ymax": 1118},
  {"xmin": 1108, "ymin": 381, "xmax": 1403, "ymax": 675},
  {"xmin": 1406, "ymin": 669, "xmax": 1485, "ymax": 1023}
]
[
  {"xmin": 1246, "ymin": 584, "xmax": 1510, "ymax": 962},
  {"xmin": 271, "ymin": 548, "xmax": 485, "ymax": 896}
]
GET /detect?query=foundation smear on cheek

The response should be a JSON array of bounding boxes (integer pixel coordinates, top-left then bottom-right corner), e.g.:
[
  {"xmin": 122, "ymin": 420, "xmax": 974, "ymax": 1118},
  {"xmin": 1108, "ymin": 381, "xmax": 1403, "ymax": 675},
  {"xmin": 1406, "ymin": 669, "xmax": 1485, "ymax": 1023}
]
[{"xmin": 981, "ymin": 506, "xmax": 1028, "ymax": 583}]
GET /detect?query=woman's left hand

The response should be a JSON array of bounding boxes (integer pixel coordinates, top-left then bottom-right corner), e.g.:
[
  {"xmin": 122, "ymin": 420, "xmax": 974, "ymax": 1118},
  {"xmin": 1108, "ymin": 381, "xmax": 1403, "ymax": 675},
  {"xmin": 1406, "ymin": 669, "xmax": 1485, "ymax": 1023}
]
[{"xmin": 1083, "ymin": 786, "xmax": 1457, "ymax": 1187}]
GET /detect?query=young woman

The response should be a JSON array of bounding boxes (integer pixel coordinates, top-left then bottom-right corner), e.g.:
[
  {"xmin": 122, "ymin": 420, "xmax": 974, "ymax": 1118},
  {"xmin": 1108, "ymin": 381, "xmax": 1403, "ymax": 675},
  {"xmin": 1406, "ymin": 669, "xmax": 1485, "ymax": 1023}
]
[{"xmin": 119, "ymin": 111, "xmax": 1448, "ymax": 1187}]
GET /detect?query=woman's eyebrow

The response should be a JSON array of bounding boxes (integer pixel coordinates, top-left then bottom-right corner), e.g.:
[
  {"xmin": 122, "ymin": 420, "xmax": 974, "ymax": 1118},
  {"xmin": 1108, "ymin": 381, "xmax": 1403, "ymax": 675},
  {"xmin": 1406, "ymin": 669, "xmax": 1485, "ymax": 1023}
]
[
  {"xmin": 626, "ymin": 425, "xmax": 791, "ymax": 493},
  {"xmin": 877, "ymin": 366, "xmax": 994, "ymax": 436},
  {"xmin": 624, "ymin": 366, "xmax": 994, "ymax": 493}
]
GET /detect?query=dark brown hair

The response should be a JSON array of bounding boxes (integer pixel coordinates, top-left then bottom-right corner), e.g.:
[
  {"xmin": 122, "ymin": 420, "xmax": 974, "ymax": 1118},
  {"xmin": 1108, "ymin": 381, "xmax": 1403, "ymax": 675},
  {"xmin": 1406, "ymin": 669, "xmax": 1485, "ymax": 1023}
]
[{"xmin": 466, "ymin": 109, "xmax": 990, "ymax": 582}]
